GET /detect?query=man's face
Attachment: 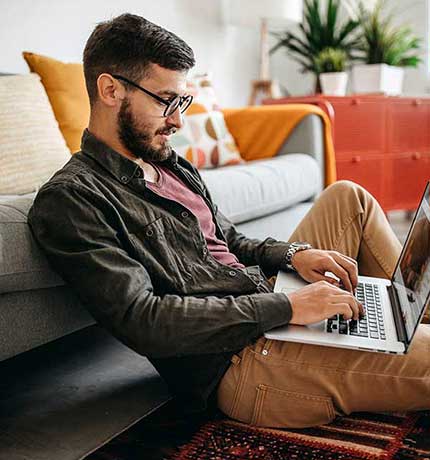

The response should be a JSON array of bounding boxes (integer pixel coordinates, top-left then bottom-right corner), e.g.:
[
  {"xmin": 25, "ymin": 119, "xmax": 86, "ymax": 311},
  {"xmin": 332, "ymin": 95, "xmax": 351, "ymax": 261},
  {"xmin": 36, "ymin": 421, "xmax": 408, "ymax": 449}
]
[{"xmin": 117, "ymin": 64, "xmax": 188, "ymax": 162}]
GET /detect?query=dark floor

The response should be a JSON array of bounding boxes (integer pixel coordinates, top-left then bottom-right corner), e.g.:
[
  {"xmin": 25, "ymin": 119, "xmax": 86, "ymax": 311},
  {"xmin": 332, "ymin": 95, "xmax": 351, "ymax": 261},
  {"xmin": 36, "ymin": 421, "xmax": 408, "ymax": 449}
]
[{"xmin": 85, "ymin": 400, "xmax": 222, "ymax": 459}]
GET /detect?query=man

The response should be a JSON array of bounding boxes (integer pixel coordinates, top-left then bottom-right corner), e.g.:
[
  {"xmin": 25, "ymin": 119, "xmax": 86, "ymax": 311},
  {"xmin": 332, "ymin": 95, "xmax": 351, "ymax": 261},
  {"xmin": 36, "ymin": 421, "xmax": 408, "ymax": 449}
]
[{"xmin": 28, "ymin": 14, "xmax": 430, "ymax": 428}]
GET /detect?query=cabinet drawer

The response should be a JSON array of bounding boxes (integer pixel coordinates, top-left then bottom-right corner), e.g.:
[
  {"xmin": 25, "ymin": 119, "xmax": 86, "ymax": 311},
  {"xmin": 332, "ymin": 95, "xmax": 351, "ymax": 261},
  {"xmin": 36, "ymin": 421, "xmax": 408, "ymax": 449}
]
[
  {"xmin": 336, "ymin": 156, "xmax": 385, "ymax": 206},
  {"xmin": 387, "ymin": 100, "xmax": 430, "ymax": 154},
  {"xmin": 330, "ymin": 99, "xmax": 385, "ymax": 156},
  {"xmin": 385, "ymin": 152, "xmax": 430, "ymax": 210}
]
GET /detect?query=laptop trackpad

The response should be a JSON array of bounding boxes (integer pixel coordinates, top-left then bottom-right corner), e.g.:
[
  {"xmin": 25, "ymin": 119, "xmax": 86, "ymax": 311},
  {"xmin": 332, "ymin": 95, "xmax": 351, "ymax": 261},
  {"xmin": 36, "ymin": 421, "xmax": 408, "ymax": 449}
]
[
  {"xmin": 273, "ymin": 271, "xmax": 308, "ymax": 294},
  {"xmin": 268, "ymin": 271, "xmax": 326, "ymax": 339}
]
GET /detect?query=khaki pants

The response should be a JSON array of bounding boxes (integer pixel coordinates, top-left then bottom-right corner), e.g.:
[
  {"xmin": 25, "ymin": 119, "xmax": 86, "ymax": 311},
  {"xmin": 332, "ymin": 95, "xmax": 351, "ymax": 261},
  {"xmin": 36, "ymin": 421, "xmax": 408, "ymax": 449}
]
[{"xmin": 217, "ymin": 181, "xmax": 430, "ymax": 428}]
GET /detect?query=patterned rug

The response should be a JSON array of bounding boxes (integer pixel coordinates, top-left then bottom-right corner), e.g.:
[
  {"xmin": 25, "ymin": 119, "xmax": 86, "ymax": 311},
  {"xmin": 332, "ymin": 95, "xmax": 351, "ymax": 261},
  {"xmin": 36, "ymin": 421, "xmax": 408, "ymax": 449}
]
[
  {"xmin": 85, "ymin": 410, "xmax": 430, "ymax": 460},
  {"xmin": 172, "ymin": 412, "xmax": 430, "ymax": 460}
]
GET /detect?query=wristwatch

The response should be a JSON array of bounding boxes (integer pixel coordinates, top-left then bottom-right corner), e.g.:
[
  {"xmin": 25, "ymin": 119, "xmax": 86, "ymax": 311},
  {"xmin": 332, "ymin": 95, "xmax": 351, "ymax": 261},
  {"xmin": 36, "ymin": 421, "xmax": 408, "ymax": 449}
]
[{"xmin": 285, "ymin": 242, "xmax": 312, "ymax": 271}]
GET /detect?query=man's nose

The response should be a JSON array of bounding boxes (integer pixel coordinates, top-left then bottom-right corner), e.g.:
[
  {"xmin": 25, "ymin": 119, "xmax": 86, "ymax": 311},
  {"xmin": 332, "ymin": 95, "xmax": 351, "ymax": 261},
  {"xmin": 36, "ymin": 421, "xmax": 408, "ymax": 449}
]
[{"xmin": 166, "ymin": 107, "xmax": 184, "ymax": 129}]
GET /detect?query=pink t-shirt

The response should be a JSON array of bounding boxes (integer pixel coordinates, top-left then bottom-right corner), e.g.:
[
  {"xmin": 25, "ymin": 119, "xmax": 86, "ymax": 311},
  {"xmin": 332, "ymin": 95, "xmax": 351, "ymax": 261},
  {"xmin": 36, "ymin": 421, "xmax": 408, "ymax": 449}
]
[{"xmin": 145, "ymin": 163, "xmax": 244, "ymax": 269}]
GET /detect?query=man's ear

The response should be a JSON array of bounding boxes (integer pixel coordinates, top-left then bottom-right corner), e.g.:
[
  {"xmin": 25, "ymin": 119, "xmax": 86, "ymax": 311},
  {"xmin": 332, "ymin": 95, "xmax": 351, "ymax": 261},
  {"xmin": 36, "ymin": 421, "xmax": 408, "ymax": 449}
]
[{"xmin": 96, "ymin": 73, "xmax": 125, "ymax": 107}]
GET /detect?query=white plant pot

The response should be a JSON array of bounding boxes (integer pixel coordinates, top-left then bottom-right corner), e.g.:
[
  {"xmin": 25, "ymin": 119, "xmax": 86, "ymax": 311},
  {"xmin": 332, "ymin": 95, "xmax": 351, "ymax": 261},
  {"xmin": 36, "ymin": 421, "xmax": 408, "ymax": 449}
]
[
  {"xmin": 352, "ymin": 64, "xmax": 404, "ymax": 95},
  {"xmin": 319, "ymin": 72, "xmax": 348, "ymax": 96}
]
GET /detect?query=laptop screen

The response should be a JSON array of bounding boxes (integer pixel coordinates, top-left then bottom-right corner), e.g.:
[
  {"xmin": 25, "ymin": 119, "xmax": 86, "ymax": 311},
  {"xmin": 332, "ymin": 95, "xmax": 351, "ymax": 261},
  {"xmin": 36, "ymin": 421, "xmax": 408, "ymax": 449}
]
[{"xmin": 392, "ymin": 182, "xmax": 430, "ymax": 343}]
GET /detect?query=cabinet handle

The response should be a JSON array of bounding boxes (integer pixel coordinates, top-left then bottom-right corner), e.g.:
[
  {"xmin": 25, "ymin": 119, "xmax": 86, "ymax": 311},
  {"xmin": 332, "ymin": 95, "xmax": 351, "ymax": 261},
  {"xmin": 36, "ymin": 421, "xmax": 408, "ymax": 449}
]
[
  {"xmin": 351, "ymin": 99, "xmax": 361, "ymax": 106},
  {"xmin": 352, "ymin": 156, "xmax": 361, "ymax": 163},
  {"xmin": 412, "ymin": 99, "xmax": 422, "ymax": 106},
  {"xmin": 412, "ymin": 152, "xmax": 421, "ymax": 160}
]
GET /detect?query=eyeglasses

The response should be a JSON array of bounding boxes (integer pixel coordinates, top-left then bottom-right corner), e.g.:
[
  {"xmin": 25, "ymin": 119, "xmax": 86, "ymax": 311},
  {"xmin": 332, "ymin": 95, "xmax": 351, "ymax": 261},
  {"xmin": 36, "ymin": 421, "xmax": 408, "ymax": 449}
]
[{"xmin": 112, "ymin": 74, "xmax": 193, "ymax": 117}]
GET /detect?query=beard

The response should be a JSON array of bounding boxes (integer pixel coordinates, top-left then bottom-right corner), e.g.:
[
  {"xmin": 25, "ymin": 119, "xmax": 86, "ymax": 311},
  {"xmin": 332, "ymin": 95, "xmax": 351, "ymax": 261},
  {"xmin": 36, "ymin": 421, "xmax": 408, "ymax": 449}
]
[{"xmin": 117, "ymin": 97, "xmax": 174, "ymax": 162}]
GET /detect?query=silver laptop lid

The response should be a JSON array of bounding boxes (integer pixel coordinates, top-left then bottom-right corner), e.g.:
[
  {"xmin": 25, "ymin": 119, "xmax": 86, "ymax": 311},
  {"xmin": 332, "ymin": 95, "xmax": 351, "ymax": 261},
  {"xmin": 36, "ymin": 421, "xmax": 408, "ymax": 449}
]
[{"xmin": 391, "ymin": 182, "xmax": 430, "ymax": 344}]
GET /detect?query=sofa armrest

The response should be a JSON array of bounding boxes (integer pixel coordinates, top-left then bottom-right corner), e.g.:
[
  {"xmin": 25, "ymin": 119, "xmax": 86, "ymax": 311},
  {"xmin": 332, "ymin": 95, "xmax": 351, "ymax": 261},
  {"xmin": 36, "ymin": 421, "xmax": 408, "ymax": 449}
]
[
  {"xmin": 222, "ymin": 105, "xmax": 336, "ymax": 186},
  {"xmin": 277, "ymin": 113, "xmax": 324, "ymax": 178}
]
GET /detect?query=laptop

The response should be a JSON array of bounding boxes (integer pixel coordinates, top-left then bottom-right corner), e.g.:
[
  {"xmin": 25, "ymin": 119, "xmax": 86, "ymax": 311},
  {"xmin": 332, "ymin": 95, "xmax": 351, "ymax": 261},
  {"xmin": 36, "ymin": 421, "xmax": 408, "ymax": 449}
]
[{"xmin": 265, "ymin": 182, "xmax": 430, "ymax": 355}]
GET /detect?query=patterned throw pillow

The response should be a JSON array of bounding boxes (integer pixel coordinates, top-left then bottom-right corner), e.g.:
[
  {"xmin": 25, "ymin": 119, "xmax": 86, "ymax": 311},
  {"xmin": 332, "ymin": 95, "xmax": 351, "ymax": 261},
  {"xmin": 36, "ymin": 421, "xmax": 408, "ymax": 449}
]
[{"xmin": 170, "ymin": 74, "xmax": 243, "ymax": 169}]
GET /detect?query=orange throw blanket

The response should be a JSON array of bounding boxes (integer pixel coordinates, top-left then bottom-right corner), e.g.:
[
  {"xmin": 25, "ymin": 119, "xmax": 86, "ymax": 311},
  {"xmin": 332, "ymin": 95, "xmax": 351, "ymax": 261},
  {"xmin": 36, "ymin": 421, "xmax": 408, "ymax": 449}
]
[{"xmin": 222, "ymin": 104, "xmax": 336, "ymax": 187}]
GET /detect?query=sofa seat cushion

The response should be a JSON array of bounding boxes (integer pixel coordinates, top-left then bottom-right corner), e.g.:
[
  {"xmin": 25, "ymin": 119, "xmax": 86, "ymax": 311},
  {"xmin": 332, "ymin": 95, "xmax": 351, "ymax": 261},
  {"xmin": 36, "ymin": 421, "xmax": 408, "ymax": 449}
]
[
  {"xmin": 200, "ymin": 153, "xmax": 322, "ymax": 224},
  {"xmin": 0, "ymin": 195, "xmax": 64, "ymax": 295}
]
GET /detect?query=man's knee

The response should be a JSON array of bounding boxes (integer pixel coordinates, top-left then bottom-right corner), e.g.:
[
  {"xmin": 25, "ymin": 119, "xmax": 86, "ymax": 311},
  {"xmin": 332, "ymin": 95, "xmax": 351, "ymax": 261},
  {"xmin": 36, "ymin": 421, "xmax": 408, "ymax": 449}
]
[
  {"xmin": 323, "ymin": 180, "xmax": 375, "ymax": 211},
  {"xmin": 325, "ymin": 180, "xmax": 365, "ymax": 196}
]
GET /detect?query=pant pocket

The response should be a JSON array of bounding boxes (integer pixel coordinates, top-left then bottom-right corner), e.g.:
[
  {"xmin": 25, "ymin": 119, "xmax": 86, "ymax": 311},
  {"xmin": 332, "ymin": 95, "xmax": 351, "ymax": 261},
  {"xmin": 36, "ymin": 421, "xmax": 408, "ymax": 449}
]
[{"xmin": 251, "ymin": 384, "xmax": 336, "ymax": 428}]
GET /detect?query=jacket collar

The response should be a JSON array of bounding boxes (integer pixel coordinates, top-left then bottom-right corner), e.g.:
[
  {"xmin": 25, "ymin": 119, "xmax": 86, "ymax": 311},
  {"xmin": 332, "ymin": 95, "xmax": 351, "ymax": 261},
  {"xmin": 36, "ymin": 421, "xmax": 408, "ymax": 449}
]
[{"xmin": 80, "ymin": 128, "xmax": 179, "ymax": 184}]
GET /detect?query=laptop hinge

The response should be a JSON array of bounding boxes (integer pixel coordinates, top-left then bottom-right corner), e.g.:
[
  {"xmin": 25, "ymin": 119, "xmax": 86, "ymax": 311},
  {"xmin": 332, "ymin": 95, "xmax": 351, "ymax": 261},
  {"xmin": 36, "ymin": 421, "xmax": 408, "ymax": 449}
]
[{"xmin": 387, "ymin": 284, "xmax": 408, "ymax": 346}]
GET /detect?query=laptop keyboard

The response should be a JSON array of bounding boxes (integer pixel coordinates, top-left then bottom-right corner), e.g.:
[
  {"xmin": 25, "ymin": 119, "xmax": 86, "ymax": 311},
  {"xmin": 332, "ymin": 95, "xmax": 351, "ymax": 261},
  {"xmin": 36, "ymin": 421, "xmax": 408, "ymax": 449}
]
[{"xmin": 326, "ymin": 282, "xmax": 386, "ymax": 340}]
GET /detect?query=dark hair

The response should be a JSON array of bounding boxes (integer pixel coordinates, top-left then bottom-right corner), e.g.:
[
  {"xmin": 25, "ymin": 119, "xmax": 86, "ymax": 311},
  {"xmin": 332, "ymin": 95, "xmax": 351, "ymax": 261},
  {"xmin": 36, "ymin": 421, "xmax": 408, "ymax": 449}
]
[{"xmin": 83, "ymin": 13, "xmax": 195, "ymax": 106}]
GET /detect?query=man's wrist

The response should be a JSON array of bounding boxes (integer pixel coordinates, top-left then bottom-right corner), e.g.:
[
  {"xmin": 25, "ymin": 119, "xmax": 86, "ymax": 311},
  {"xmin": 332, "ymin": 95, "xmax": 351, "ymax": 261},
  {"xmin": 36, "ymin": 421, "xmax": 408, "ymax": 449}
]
[
  {"xmin": 285, "ymin": 242, "xmax": 312, "ymax": 271},
  {"xmin": 282, "ymin": 292, "xmax": 293, "ymax": 324}
]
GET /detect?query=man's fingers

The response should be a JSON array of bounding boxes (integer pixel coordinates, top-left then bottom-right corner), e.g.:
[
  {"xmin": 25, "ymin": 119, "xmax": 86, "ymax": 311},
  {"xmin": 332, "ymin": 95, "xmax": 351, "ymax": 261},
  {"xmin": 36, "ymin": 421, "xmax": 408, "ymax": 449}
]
[
  {"xmin": 326, "ymin": 259, "xmax": 353, "ymax": 293},
  {"xmin": 331, "ymin": 252, "xmax": 358, "ymax": 291},
  {"xmin": 330, "ymin": 302, "xmax": 354, "ymax": 320},
  {"xmin": 310, "ymin": 272, "xmax": 341, "ymax": 287},
  {"xmin": 333, "ymin": 293, "xmax": 363, "ymax": 320}
]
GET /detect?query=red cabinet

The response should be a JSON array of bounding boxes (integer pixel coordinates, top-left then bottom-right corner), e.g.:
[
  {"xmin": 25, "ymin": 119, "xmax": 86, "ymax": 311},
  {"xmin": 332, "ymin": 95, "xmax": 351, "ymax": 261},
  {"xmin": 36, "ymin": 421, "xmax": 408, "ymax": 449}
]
[{"xmin": 264, "ymin": 95, "xmax": 430, "ymax": 211}]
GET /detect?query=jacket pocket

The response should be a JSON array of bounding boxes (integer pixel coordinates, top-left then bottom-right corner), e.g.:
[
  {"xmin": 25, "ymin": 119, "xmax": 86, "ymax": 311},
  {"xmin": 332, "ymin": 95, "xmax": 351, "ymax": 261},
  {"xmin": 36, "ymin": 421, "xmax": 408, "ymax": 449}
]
[{"xmin": 251, "ymin": 384, "xmax": 336, "ymax": 428}]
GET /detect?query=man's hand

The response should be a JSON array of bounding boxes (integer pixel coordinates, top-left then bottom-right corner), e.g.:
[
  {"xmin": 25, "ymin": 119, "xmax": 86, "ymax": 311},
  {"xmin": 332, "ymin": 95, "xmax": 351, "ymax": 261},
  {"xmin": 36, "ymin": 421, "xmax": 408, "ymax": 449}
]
[
  {"xmin": 292, "ymin": 248, "xmax": 358, "ymax": 293},
  {"xmin": 287, "ymin": 281, "xmax": 364, "ymax": 325}
]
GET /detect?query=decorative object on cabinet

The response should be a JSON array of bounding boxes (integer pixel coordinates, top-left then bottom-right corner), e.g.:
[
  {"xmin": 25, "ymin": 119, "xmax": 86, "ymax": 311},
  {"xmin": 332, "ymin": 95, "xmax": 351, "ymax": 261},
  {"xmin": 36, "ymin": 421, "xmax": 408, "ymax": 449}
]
[
  {"xmin": 351, "ymin": 0, "xmax": 422, "ymax": 95},
  {"xmin": 315, "ymin": 48, "xmax": 349, "ymax": 96}
]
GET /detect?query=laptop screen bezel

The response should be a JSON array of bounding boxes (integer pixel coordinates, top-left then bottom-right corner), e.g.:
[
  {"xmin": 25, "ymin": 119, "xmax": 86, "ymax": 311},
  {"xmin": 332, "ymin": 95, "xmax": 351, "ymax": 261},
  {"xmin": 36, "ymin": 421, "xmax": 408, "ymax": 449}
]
[{"xmin": 390, "ymin": 181, "xmax": 430, "ymax": 349}]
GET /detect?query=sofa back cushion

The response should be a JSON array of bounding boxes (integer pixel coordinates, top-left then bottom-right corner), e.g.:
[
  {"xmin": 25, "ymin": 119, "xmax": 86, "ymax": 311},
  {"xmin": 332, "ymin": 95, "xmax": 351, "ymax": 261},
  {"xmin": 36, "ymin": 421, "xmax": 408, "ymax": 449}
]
[{"xmin": 0, "ymin": 74, "xmax": 71, "ymax": 195}]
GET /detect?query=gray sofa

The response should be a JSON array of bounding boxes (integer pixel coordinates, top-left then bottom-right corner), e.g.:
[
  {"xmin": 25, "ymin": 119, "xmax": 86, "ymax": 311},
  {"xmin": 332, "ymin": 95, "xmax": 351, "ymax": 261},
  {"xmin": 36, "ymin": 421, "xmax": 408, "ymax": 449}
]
[{"xmin": 0, "ymin": 113, "xmax": 324, "ymax": 459}]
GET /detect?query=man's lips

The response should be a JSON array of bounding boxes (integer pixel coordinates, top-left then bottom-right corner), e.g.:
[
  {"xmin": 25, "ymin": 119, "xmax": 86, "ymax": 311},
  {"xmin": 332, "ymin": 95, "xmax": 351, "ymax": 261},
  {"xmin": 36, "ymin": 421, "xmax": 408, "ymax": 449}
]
[
  {"xmin": 157, "ymin": 130, "xmax": 176, "ymax": 141},
  {"xmin": 157, "ymin": 128, "xmax": 176, "ymax": 136}
]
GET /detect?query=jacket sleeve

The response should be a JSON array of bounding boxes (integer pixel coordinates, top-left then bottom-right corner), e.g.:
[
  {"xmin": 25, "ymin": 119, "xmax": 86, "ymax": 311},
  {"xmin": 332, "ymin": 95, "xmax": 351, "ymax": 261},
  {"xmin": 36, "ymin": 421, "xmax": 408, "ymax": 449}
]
[
  {"xmin": 215, "ymin": 209, "xmax": 293, "ymax": 278},
  {"xmin": 27, "ymin": 182, "xmax": 292, "ymax": 359}
]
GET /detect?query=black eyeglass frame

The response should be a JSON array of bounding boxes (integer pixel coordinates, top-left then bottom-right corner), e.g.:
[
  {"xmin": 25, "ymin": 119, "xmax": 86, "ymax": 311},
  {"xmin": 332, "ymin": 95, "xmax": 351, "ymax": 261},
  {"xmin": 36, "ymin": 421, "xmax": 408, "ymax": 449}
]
[{"xmin": 112, "ymin": 74, "xmax": 193, "ymax": 117}]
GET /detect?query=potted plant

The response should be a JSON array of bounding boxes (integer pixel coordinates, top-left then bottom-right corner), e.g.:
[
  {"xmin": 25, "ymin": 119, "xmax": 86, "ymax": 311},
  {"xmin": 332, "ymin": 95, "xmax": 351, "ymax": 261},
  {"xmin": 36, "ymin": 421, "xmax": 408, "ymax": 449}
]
[
  {"xmin": 270, "ymin": 0, "xmax": 361, "ymax": 93},
  {"xmin": 351, "ymin": 0, "xmax": 422, "ymax": 95},
  {"xmin": 315, "ymin": 47, "xmax": 348, "ymax": 95}
]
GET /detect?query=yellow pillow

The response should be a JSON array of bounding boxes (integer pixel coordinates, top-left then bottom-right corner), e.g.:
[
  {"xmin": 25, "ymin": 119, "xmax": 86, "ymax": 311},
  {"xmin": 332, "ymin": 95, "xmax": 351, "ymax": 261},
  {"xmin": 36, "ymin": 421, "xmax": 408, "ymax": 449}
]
[{"xmin": 22, "ymin": 52, "xmax": 90, "ymax": 153}]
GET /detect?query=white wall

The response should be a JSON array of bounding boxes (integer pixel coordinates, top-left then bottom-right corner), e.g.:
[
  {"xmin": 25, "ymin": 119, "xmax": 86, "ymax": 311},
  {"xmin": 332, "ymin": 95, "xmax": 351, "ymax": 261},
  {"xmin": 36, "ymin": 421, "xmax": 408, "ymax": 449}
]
[
  {"xmin": 1, "ymin": 0, "xmax": 429, "ymax": 106},
  {"xmin": 0, "ymin": 0, "xmax": 260, "ymax": 107}
]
